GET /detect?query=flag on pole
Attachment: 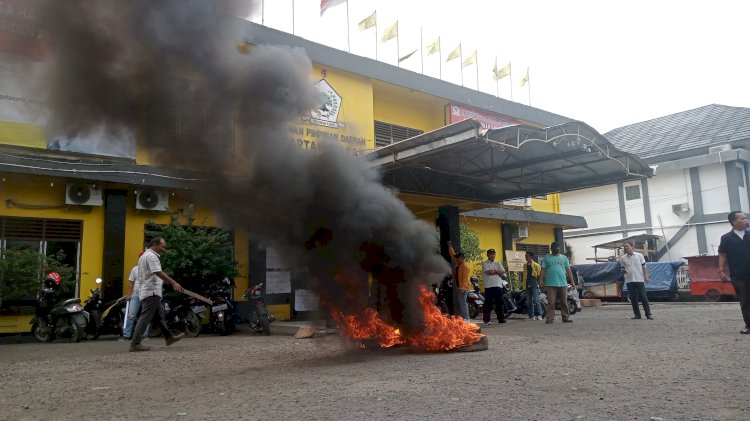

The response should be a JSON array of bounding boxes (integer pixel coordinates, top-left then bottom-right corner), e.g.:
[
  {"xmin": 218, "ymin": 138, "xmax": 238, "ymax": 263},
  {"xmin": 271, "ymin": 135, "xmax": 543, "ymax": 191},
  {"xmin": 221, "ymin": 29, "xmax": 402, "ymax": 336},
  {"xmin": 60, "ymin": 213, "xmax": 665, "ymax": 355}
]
[
  {"xmin": 358, "ymin": 11, "xmax": 376, "ymax": 31},
  {"xmin": 520, "ymin": 67, "xmax": 530, "ymax": 86},
  {"xmin": 320, "ymin": 0, "xmax": 346, "ymax": 16},
  {"xmin": 426, "ymin": 37, "xmax": 440, "ymax": 55},
  {"xmin": 381, "ymin": 21, "xmax": 398, "ymax": 42},
  {"xmin": 462, "ymin": 50, "xmax": 476, "ymax": 68},
  {"xmin": 399, "ymin": 48, "xmax": 418, "ymax": 62},
  {"xmin": 493, "ymin": 61, "xmax": 510, "ymax": 80},
  {"xmin": 446, "ymin": 44, "xmax": 461, "ymax": 62}
]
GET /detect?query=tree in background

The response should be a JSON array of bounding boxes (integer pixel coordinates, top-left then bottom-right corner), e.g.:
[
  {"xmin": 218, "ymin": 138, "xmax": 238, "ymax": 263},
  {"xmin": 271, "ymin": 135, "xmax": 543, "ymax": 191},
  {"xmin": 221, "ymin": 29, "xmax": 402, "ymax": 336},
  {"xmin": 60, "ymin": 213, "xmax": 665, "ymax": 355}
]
[
  {"xmin": 0, "ymin": 248, "xmax": 75, "ymax": 300},
  {"xmin": 144, "ymin": 222, "xmax": 239, "ymax": 294}
]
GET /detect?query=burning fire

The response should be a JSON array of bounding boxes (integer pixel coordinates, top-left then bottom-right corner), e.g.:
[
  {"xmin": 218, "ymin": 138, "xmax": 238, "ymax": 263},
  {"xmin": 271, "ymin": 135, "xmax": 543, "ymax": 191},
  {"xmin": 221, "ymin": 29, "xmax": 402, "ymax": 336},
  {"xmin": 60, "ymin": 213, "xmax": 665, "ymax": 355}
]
[{"xmin": 332, "ymin": 285, "xmax": 484, "ymax": 352}]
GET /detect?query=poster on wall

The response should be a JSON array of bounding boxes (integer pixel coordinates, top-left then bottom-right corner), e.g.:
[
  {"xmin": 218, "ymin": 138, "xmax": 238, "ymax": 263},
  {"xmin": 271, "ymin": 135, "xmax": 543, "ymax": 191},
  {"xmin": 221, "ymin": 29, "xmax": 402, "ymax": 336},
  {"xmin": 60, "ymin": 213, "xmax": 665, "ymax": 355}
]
[
  {"xmin": 265, "ymin": 270, "xmax": 291, "ymax": 294},
  {"xmin": 0, "ymin": 1, "xmax": 135, "ymax": 158},
  {"xmin": 448, "ymin": 104, "xmax": 520, "ymax": 131},
  {"xmin": 294, "ymin": 289, "xmax": 320, "ymax": 312}
]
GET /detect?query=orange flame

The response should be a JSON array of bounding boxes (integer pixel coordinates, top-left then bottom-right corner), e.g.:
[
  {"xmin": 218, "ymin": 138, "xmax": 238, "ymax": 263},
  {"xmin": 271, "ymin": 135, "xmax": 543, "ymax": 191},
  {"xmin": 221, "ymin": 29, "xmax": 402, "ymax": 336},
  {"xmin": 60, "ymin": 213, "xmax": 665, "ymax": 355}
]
[{"xmin": 331, "ymin": 284, "xmax": 483, "ymax": 351}]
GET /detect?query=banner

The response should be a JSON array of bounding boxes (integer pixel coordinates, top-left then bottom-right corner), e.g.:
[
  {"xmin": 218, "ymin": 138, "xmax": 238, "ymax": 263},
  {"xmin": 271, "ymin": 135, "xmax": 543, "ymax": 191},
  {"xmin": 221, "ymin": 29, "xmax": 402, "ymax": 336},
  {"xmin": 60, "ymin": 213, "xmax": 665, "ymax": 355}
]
[{"xmin": 448, "ymin": 104, "xmax": 519, "ymax": 130}]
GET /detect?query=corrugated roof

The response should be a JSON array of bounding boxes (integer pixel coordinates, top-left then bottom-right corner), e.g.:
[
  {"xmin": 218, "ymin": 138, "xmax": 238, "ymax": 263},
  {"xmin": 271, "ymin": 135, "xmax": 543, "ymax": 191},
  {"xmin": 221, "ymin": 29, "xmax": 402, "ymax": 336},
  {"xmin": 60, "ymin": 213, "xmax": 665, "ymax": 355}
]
[{"xmin": 604, "ymin": 104, "xmax": 750, "ymax": 160}]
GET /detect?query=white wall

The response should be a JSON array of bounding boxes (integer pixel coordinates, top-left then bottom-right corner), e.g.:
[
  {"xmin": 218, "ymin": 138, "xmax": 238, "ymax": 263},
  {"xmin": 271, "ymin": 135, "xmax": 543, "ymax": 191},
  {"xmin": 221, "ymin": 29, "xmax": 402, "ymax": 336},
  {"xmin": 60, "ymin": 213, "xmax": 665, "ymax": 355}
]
[
  {"xmin": 560, "ymin": 184, "xmax": 620, "ymax": 230},
  {"xmin": 705, "ymin": 221, "xmax": 730, "ymax": 255},
  {"xmin": 737, "ymin": 163, "xmax": 748, "ymax": 211},
  {"xmin": 648, "ymin": 169, "xmax": 693, "ymax": 233},
  {"xmin": 566, "ymin": 232, "xmax": 625, "ymax": 264},
  {"xmin": 699, "ymin": 163, "xmax": 729, "ymax": 215},
  {"xmin": 622, "ymin": 180, "xmax": 645, "ymax": 224}
]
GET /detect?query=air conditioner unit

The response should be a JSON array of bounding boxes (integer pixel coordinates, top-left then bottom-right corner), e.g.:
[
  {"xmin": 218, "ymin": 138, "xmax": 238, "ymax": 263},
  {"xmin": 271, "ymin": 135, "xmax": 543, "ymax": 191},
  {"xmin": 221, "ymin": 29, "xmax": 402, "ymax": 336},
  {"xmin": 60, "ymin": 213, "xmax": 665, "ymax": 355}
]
[
  {"xmin": 514, "ymin": 224, "xmax": 529, "ymax": 239},
  {"xmin": 524, "ymin": 197, "xmax": 532, "ymax": 207},
  {"xmin": 136, "ymin": 189, "xmax": 169, "ymax": 211},
  {"xmin": 65, "ymin": 183, "xmax": 103, "ymax": 206},
  {"xmin": 672, "ymin": 203, "xmax": 689, "ymax": 214},
  {"xmin": 708, "ymin": 144, "xmax": 731, "ymax": 154}
]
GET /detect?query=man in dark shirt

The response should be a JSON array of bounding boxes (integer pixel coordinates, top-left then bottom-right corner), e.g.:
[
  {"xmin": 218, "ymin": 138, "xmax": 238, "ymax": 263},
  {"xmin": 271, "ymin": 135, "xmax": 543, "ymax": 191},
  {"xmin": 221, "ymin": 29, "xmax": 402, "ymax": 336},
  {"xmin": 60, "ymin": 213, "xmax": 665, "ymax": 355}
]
[{"xmin": 718, "ymin": 211, "xmax": 750, "ymax": 334}]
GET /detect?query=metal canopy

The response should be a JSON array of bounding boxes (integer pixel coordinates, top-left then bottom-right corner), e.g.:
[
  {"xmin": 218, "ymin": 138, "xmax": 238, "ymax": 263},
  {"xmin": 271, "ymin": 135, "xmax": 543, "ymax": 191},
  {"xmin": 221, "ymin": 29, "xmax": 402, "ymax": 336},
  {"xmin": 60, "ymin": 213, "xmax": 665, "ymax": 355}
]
[
  {"xmin": 364, "ymin": 119, "xmax": 653, "ymax": 203},
  {"xmin": 591, "ymin": 234, "xmax": 662, "ymax": 250},
  {"xmin": 462, "ymin": 207, "xmax": 587, "ymax": 229}
]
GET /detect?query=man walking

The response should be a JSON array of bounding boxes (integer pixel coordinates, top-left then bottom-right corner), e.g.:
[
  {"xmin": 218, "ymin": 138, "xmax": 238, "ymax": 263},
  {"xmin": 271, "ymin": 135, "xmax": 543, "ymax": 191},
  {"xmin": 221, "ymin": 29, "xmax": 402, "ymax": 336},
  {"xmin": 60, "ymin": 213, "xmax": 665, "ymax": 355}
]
[
  {"xmin": 540, "ymin": 242, "xmax": 576, "ymax": 324},
  {"xmin": 447, "ymin": 241, "xmax": 471, "ymax": 322},
  {"xmin": 718, "ymin": 211, "xmax": 750, "ymax": 334},
  {"xmin": 130, "ymin": 237, "xmax": 185, "ymax": 352},
  {"xmin": 481, "ymin": 249, "xmax": 507, "ymax": 325},
  {"xmin": 620, "ymin": 241, "xmax": 652, "ymax": 320},
  {"xmin": 522, "ymin": 251, "xmax": 543, "ymax": 320}
]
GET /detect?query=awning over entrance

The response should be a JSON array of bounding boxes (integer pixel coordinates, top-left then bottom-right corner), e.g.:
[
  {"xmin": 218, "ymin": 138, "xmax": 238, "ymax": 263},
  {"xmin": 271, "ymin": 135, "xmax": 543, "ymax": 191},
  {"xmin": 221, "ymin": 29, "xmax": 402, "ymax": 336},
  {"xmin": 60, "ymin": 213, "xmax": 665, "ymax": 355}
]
[
  {"xmin": 462, "ymin": 207, "xmax": 587, "ymax": 229},
  {"xmin": 364, "ymin": 119, "xmax": 653, "ymax": 203}
]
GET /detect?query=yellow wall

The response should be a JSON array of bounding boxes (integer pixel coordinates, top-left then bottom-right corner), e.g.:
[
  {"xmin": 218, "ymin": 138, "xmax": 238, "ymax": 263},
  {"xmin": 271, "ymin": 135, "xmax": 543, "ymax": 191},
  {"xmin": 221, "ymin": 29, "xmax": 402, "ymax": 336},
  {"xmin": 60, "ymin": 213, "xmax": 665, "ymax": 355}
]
[
  {"xmin": 372, "ymin": 81, "xmax": 447, "ymax": 134},
  {"xmin": 530, "ymin": 193, "xmax": 560, "ymax": 213}
]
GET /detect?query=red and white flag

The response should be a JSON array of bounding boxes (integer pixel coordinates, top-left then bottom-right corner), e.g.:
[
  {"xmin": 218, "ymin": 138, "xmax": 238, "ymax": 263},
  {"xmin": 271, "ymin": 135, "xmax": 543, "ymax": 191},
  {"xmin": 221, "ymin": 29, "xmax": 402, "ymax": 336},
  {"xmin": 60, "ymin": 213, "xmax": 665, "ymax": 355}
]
[{"xmin": 320, "ymin": 0, "xmax": 346, "ymax": 16}]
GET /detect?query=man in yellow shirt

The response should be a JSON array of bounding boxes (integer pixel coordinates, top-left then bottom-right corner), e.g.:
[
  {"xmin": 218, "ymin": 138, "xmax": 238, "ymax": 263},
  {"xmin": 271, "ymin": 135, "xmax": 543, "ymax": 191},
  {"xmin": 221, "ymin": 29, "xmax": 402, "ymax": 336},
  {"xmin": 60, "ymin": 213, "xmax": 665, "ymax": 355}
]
[
  {"xmin": 448, "ymin": 241, "xmax": 471, "ymax": 321},
  {"xmin": 522, "ymin": 251, "xmax": 543, "ymax": 320}
]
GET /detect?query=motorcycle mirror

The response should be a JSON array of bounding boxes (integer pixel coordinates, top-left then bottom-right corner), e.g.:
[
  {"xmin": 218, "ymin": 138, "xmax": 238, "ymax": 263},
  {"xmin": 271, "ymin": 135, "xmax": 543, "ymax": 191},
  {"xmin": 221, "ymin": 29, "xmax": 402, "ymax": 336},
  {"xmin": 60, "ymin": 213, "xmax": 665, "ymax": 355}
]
[{"xmin": 96, "ymin": 278, "xmax": 103, "ymax": 284}]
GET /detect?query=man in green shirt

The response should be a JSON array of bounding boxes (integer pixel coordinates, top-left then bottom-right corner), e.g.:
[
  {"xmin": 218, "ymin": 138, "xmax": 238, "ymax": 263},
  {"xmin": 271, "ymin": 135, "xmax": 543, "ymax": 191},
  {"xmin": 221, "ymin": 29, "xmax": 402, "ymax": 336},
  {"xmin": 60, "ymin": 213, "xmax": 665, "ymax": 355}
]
[{"xmin": 540, "ymin": 242, "xmax": 577, "ymax": 324}]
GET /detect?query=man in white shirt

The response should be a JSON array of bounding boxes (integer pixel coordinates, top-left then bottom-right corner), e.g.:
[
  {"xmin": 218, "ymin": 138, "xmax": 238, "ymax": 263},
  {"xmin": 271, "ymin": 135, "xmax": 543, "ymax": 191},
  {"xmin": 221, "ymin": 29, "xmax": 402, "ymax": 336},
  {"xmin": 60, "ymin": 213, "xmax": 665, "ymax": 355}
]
[
  {"xmin": 481, "ymin": 249, "xmax": 507, "ymax": 325},
  {"xmin": 620, "ymin": 241, "xmax": 652, "ymax": 320}
]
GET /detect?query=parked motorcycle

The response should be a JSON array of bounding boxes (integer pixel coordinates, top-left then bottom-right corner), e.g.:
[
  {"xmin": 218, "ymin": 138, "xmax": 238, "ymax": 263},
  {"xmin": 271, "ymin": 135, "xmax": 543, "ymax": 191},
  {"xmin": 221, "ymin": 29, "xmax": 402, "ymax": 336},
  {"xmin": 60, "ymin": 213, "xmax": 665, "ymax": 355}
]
[
  {"xmin": 466, "ymin": 277, "xmax": 485, "ymax": 319},
  {"xmin": 31, "ymin": 272, "xmax": 89, "ymax": 343},
  {"xmin": 161, "ymin": 293, "xmax": 202, "ymax": 337},
  {"xmin": 244, "ymin": 283, "xmax": 274, "ymax": 335},
  {"xmin": 208, "ymin": 278, "xmax": 235, "ymax": 336},
  {"xmin": 432, "ymin": 275, "xmax": 453, "ymax": 315},
  {"xmin": 83, "ymin": 278, "xmax": 127, "ymax": 339},
  {"xmin": 540, "ymin": 284, "xmax": 579, "ymax": 317}
]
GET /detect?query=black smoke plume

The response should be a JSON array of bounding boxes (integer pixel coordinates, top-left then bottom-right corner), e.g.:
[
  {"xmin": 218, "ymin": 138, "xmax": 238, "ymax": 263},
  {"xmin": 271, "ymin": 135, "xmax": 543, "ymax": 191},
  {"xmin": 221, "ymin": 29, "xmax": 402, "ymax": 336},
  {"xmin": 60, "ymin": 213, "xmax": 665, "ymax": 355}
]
[{"xmin": 35, "ymin": 0, "xmax": 449, "ymax": 331}]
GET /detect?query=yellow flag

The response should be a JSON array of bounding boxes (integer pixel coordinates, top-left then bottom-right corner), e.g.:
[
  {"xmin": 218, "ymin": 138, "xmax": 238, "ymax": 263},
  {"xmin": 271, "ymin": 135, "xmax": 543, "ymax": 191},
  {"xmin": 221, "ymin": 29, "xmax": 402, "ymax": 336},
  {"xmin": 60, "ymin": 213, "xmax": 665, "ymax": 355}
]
[
  {"xmin": 446, "ymin": 44, "xmax": 461, "ymax": 62},
  {"xmin": 381, "ymin": 21, "xmax": 398, "ymax": 42},
  {"xmin": 493, "ymin": 61, "xmax": 510, "ymax": 80},
  {"xmin": 358, "ymin": 11, "xmax": 376, "ymax": 31},
  {"xmin": 462, "ymin": 50, "xmax": 476, "ymax": 68},
  {"xmin": 426, "ymin": 37, "xmax": 440, "ymax": 55},
  {"xmin": 520, "ymin": 67, "xmax": 530, "ymax": 86}
]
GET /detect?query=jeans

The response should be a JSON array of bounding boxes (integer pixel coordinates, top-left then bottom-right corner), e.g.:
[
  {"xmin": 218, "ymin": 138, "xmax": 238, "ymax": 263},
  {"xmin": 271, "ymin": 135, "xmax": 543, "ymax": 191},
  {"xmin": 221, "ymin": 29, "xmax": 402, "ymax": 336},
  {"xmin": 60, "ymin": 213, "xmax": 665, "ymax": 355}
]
[
  {"xmin": 483, "ymin": 286, "xmax": 505, "ymax": 323},
  {"xmin": 131, "ymin": 295, "xmax": 172, "ymax": 346},
  {"xmin": 122, "ymin": 294, "xmax": 149, "ymax": 339},
  {"xmin": 457, "ymin": 289, "xmax": 470, "ymax": 320},
  {"xmin": 526, "ymin": 286, "xmax": 542, "ymax": 317},
  {"xmin": 545, "ymin": 286, "xmax": 571, "ymax": 322},
  {"xmin": 627, "ymin": 282, "xmax": 651, "ymax": 317}
]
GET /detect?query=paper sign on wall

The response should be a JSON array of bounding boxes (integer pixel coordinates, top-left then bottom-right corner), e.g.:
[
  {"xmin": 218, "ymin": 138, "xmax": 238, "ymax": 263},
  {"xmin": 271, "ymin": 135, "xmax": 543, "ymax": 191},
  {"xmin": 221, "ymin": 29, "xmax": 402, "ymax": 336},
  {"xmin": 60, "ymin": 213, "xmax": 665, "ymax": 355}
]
[
  {"xmin": 294, "ymin": 289, "xmax": 320, "ymax": 312},
  {"xmin": 265, "ymin": 246, "xmax": 284, "ymax": 269},
  {"xmin": 505, "ymin": 250, "xmax": 526, "ymax": 272},
  {"xmin": 265, "ymin": 271, "xmax": 291, "ymax": 294}
]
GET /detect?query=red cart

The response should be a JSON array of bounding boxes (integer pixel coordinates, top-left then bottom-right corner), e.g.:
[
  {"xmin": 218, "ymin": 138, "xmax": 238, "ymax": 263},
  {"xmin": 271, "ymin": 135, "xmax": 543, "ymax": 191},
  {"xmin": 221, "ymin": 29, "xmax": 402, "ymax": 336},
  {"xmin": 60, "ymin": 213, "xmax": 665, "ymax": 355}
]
[{"xmin": 685, "ymin": 255, "xmax": 736, "ymax": 302}]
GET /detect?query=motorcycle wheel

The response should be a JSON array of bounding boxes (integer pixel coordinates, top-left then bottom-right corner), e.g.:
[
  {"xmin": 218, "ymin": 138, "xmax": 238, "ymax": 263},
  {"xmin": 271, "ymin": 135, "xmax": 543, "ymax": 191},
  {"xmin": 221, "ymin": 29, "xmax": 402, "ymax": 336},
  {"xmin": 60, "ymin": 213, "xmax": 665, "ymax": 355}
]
[
  {"xmin": 69, "ymin": 320, "xmax": 84, "ymax": 343},
  {"xmin": 567, "ymin": 299, "xmax": 578, "ymax": 315},
  {"xmin": 260, "ymin": 313, "xmax": 271, "ymax": 336},
  {"xmin": 183, "ymin": 312, "xmax": 201, "ymax": 337},
  {"xmin": 468, "ymin": 302, "xmax": 479, "ymax": 319},
  {"xmin": 32, "ymin": 323, "xmax": 55, "ymax": 343}
]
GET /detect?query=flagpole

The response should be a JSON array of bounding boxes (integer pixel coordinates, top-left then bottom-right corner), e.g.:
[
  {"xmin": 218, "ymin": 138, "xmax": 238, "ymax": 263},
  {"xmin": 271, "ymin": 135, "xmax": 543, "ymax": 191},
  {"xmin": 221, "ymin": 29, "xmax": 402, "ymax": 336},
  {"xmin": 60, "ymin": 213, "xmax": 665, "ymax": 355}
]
[
  {"xmin": 292, "ymin": 0, "xmax": 295, "ymax": 35},
  {"xmin": 396, "ymin": 24, "xmax": 400, "ymax": 68},
  {"xmin": 420, "ymin": 27, "xmax": 424, "ymax": 74},
  {"xmin": 459, "ymin": 44, "xmax": 463, "ymax": 86},
  {"xmin": 476, "ymin": 52, "xmax": 479, "ymax": 91},
  {"xmin": 528, "ymin": 67, "xmax": 531, "ymax": 106},
  {"xmin": 509, "ymin": 64, "xmax": 514, "ymax": 101},
  {"xmin": 438, "ymin": 37, "xmax": 442, "ymax": 79},
  {"xmin": 262, "ymin": 0, "xmax": 265, "ymax": 25},
  {"xmin": 495, "ymin": 57, "xmax": 499, "ymax": 97},
  {"xmin": 346, "ymin": 0, "xmax": 351, "ymax": 52},
  {"xmin": 375, "ymin": 18, "xmax": 378, "ymax": 61}
]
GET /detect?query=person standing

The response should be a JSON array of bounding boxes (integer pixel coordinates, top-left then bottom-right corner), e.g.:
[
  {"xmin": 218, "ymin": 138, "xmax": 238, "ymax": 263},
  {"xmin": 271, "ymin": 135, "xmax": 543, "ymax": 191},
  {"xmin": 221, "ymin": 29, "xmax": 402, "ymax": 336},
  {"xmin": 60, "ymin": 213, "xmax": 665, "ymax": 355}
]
[
  {"xmin": 129, "ymin": 237, "xmax": 185, "ymax": 352},
  {"xmin": 481, "ymin": 249, "xmax": 507, "ymax": 325},
  {"xmin": 121, "ymin": 254, "xmax": 150, "ymax": 341},
  {"xmin": 718, "ymin": 211, "xmax": 750, "ymax": 334},
  {"xmin": 447, "ymin": 241, "xmax": 471, "ymax": 322},
  {"xmin": 620, "ymin": 241, "xmax": 652, "ymax": 320},
  {"xmin": 522, "ymin": 251, "xmax": 543, "ymax": 320},
  {"xmin": 540, "ymin": 242, "xmax": 576, "ymax": 324}
]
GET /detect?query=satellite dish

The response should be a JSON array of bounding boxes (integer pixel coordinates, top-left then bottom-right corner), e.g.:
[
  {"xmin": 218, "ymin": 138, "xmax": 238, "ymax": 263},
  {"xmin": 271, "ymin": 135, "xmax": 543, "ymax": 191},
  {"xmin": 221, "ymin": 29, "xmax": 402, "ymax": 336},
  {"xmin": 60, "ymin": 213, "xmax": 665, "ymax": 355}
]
[
  {"xmin": 67, "ymin": 184, "xmax": 91, "ymax": 204},
  {"xmin": 138, "ymin": 190, "xmax": 159, "ymax": 209}
]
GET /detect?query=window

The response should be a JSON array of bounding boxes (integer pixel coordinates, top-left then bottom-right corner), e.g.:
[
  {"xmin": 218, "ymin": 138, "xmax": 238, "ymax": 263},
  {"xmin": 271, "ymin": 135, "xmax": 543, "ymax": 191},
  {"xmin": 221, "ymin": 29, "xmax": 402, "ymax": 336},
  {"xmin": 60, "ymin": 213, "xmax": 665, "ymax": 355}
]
[
  {"xmin": 515, "ymin": 243, "xmax": 550, "ymax": 260},
  {"xmin": 624, "ymin": 185, "xmax": 641, "ymax": 201},
  {"xmin": 374, "ymin": 121, "xmax": 424, "ymax": 148},
  {"xmin": 737, "ymin": 165, "xmax": 745, "ymax": 188}
]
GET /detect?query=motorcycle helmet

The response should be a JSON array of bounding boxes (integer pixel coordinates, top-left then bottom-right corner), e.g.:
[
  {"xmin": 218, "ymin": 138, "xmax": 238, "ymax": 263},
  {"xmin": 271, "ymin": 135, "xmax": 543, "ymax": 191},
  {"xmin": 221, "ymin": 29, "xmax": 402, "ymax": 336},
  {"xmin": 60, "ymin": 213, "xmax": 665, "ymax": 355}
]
[{"xmin": 44, "ymin": 272, "xmax": 62, "ymax": 289}]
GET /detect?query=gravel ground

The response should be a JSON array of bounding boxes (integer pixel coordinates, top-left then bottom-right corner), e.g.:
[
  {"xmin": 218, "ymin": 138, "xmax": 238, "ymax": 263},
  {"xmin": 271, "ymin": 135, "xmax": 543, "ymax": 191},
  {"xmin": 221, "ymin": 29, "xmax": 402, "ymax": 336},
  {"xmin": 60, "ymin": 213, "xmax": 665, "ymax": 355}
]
[{"xmin": 0, "ymin": 302, "xmax": 748, "ymax": 421}]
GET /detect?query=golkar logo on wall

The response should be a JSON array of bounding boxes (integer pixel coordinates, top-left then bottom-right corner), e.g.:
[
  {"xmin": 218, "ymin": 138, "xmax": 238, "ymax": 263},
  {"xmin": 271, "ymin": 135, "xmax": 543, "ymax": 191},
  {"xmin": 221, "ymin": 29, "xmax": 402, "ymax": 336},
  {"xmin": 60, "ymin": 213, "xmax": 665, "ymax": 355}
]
[{"xmin": 305, "ymin": 79, "xmax": 346, "ymax": 129}]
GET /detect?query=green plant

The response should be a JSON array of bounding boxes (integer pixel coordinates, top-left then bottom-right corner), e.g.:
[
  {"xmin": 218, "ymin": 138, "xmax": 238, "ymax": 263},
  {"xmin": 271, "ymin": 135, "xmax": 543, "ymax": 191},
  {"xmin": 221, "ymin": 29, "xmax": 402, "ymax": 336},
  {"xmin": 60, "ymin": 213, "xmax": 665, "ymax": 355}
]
[
  {"xmin": 144, "ymin": 222, "xmax": 239, "ymax": 294},
  {"xmin": 0, "ymin": 247, "xmax": 75, "ymax": 300}
]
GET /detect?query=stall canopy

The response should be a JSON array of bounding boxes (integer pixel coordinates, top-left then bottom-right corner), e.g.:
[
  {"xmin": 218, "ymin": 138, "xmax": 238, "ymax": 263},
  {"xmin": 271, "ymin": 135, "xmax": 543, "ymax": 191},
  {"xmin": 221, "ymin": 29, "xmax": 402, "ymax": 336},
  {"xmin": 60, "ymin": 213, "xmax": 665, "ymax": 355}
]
[{"xmin": 364, "ymin": 119, "xmax": 653, "ymax": 203}]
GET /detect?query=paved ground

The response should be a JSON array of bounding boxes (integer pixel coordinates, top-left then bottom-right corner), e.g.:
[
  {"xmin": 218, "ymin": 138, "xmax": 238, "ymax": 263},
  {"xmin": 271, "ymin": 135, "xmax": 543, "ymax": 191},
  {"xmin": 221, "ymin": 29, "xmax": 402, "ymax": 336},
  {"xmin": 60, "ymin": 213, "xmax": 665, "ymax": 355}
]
[{"xmin": 0, "ymin": 302, "xmax": 748, "ymax": 421}]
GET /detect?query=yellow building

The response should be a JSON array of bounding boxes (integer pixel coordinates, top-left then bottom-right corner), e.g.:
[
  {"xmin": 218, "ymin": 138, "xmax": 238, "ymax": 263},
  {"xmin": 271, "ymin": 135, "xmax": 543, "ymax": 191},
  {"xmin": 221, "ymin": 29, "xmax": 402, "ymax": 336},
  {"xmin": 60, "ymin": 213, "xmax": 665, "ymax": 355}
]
[{"xmin": 0, "ymin": 20, "xmax": 649, "ymax": 333}]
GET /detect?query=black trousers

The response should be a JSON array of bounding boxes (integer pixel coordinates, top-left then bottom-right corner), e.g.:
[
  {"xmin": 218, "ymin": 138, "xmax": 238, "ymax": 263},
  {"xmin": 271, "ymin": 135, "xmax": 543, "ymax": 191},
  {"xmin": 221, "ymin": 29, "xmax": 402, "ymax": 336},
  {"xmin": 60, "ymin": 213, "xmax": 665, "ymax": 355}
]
[
  {"xmin": 483, "ymin": 287, "xmax": 505, "ymax": 323},
  {"xmin": 131, "ymin": 295, "xmax": 172, "ymax": 345},
  {"xmin": 731, "ymin": 279, "xmax": 750, "ymax": 328},
  {"xmin": 627, "ymin": 282, "xmax": 651, "ymax": 317}
]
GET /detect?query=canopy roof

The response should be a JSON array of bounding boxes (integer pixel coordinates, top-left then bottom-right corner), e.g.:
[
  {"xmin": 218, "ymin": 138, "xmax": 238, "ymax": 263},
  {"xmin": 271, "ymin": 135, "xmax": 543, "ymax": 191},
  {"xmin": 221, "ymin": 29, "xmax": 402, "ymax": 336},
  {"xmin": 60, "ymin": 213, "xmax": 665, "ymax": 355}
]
[
  {"xmin": 462, "ymin": 207, "xmax": 587, "ymax": 229},
  {"xmin": 364, "ymin": 119, "xmax": 653, "ymax": 203},
  {"xmin": 591, "ymin": 234, "xmax": 662, "ymax": 250}
]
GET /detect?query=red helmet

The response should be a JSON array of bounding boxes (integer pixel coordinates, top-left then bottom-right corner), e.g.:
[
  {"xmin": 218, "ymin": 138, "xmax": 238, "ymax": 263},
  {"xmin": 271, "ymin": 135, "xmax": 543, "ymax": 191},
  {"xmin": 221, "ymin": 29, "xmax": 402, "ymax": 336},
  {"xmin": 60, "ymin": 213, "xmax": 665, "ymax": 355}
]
[{"xmin": 46, "ymin": 272, "xmax": 62, "ymax": 286}]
